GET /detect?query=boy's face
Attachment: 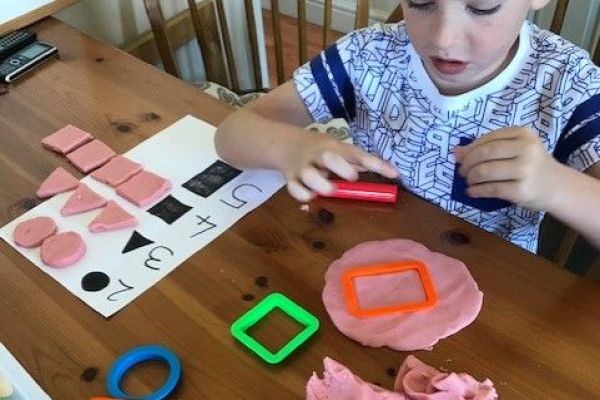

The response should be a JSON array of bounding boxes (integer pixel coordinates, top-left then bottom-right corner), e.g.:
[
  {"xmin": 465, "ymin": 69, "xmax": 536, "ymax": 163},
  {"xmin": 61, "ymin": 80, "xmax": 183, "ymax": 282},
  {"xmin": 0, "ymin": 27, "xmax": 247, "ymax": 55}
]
[{"xmin": 402, "ymin": 0, "xmax": 550, "ymax": 95}]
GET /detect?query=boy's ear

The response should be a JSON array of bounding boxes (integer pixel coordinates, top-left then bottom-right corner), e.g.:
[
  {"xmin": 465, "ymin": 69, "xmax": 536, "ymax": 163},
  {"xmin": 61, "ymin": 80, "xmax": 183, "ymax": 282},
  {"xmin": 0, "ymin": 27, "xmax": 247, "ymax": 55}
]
[{"xmin": 531, "ymin": 0, "xmax": 552, "ymax": 11}]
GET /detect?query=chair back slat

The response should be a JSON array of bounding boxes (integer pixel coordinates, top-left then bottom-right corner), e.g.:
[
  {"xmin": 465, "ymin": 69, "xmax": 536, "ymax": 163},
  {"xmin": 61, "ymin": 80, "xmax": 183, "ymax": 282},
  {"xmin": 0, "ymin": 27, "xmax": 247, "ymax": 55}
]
[
  {"xmin": 322, "ymin": 0, "xmax": 333, "ymax": 49},
  {"xmin": 298, "ymin": 0, "xmax": 308, "ymax": 65},
  {"xmin": 386, "ymin": 4, "xmax": 404, "ymax": 23},
  {"xmin": 270, "ymin": 0, "xmax": 286, "ymax": 85},
  {"xmin": 214, "ymin": 0, "xmax": 240, "ymax": 92},
  {"xmin": 187, "ymin": 0, "xmax": 228, "ymax": 86},
  {"xmin": 143, "ymin": 0, "xmax": 179, "ymax": 77},
  {"xmin": 244, "ymin": 0, "xmax": 263, "ymax": 89},
  {"xmin": 550, "ymin": 0, "xmax": 570, "ymax": 34},
  {"xmin": 354, "ymin": 0, "xmax": 370, "ymax": 29}
]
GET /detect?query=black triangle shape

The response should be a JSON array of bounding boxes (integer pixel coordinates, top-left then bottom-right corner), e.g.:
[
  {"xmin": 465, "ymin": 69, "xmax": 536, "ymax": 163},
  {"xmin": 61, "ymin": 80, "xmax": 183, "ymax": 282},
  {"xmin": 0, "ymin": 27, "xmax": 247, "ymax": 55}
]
[{"xmin": 122, "ymin": 231, "xmax": 154, "ymax": 254}]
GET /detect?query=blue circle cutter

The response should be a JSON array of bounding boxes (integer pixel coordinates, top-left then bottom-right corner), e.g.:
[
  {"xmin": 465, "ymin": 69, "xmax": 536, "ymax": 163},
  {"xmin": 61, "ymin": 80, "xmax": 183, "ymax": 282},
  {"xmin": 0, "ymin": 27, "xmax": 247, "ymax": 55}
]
[{"xmin": 107, "ymin": 344, "xmax": 181, "ymax": 400}]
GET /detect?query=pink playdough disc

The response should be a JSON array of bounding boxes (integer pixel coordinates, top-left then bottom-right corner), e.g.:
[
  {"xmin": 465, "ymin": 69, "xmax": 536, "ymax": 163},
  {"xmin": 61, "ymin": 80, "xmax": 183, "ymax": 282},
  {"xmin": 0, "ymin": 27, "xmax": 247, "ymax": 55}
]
[
  {"xmin": 13, "ymin": 216, "xmax": 57, "ymax": 248},
  {"xmin": 322, "ymin": 239, "xmax": 483, "ymax": 351},
  {"xmin": 40, "ymin": 231, "xmax": 86, "ymax": 268}
]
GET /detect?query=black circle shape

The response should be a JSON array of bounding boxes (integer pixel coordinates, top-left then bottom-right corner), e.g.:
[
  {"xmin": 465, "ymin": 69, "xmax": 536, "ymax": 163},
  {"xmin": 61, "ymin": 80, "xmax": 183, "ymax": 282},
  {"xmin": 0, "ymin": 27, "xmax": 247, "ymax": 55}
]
[{"xmin": 82, "ymin": 271, "xmax": 110, "ymax": 292}]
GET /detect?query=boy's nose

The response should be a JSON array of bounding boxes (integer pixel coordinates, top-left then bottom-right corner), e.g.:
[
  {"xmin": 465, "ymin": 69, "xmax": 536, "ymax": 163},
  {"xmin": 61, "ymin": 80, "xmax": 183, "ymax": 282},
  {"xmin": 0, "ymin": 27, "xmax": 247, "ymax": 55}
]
[{"xmin": 430, "ymin": 17, "xmax": 461, "ymax": 52}]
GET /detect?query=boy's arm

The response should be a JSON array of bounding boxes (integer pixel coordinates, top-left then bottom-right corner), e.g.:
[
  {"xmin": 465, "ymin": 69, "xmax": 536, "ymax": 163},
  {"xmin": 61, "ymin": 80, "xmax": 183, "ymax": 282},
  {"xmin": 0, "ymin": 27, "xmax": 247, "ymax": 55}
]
[
  {"xmin": 541, "ymin": 163, "xmax": 600, "ymax": 249},
  {"xmin": 215, "ymin": 82, "xmax": 313, "ymax": 171},
  {"xmin": 215, "ymin": 82, "xmax": 398, "ymax": 202}
]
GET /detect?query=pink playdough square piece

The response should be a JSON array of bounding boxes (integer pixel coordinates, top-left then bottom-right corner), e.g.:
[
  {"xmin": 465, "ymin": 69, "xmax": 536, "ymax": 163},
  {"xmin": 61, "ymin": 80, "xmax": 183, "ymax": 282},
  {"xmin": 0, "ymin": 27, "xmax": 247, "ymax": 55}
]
[
  {"xmin": 116, "ymin": 170, "xmax": 171, "ymax": 207},
  {"xmin": 41, "ymin": 125, "xmax": 93, "ymax": 154},
  {"xmin": 66, "ymin": 139, "xmax": 116, "ymax": 173},
  {"xmin": 91, "ymin": 156, "xmax": 143, "ymax": 187}
]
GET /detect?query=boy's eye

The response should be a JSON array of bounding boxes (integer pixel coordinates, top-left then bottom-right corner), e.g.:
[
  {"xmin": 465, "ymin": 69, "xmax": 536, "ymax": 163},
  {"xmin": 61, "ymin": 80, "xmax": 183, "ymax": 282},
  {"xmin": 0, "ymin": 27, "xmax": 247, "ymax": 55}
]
[
  {"xmin": 406, "ymin": 0, "xmax": 434, "ymax": 11},
  {"xmin": 405, "ymin": 1, "xmax": 502, "ymax": 16},
  {"xmin": 467, "ymin": 4, "xmax": 502, "ymax": 16}
]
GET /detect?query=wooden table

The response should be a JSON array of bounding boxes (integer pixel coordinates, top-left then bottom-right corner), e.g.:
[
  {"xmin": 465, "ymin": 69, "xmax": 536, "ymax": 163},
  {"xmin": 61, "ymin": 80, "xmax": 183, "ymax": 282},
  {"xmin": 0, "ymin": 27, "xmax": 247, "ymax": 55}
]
[
  {"xmin": 0, "ymin": 0, "xmax": 80, "ymax": 36},
  {"xmin": 0, "ymin": 17, "xmax": 599, "ymax": 400}
]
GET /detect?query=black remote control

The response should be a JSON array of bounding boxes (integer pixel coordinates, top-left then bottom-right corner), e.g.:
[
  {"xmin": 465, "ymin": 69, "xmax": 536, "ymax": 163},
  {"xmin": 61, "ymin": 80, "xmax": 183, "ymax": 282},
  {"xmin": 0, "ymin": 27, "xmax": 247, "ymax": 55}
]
[{"xmin": 0, "ymin": 31, "xmax": 37, "ymax": 61}]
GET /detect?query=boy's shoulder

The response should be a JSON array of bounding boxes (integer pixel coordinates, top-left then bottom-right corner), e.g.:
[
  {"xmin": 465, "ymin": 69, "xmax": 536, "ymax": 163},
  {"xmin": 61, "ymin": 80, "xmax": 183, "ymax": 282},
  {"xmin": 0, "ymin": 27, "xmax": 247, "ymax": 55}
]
[
  {"xmin": 352, "ymin": 21, "xmax": 408, "ymax": 38},
  {"xmin": 336, "ymin": 22, "xmax": 410, "ymax": 65},
  {"xmin": 528, "ymin": 22, "xmax": 597, "ymax": 72},
  {"xmin": 340, "ymin": 22, "xmax": 409, "ymax": 50}
]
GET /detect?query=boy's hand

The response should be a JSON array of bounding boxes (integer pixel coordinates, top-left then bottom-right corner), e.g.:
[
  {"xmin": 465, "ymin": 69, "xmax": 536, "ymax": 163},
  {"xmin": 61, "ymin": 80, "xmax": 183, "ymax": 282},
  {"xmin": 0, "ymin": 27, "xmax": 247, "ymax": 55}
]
[
  {"xmin": 454, "ymin": 127, "xmax": 564, "ymax": 211},
  {"xmin": 281, "ymin": 134, "xmax": 398, "ymax": 202}
]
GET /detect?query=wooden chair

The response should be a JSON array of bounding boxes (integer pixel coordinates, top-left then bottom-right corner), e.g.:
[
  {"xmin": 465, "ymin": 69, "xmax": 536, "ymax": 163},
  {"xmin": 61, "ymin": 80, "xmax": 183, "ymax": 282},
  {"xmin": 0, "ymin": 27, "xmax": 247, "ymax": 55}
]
[
  {"xmin": 541, "ymin": 0, "xmax": 600, "ymax": 269},
  {"xmin": 143, "ymin": 0, "xmax": 233, "ymax": 89},
  {"xmin": 143, "ymin": 0, "xmax": 404, "ymax": 93}
]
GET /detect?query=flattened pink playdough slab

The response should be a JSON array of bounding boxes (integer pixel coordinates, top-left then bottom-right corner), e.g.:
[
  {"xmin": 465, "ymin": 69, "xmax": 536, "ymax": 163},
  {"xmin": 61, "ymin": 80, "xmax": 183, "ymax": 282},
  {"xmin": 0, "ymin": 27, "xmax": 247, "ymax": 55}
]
[
  {"xmin": 66, "ymin": 139, "xmax": 116, "ymax": 173},
  {"xmin": 41, "ymin": 231, "xmax": 86, "ymax": 268},
  {"xmin": 89, "ymin": 200, "xmax": 137, "ymax": 232},
  {"xmin": 306, "ymin": 356, "xmax": 497, "ymax": 400},
  {"xmin": 323, "ymin": 239, "xmax": 483, "ymax": 351},
  {"xmin": 41, "ymin": 125, "xmax": 93, "ymax": 154},
  {"xmin": 36, "ymin": 167, "xmax": 79, "ymax": 198},
  {"xmin": 116, "ymin": 170, "xmax": 171, "ymax": 207},
  {"xmin": 91, "ymin": 156, "xmax": 142, "ymax": 187},
  {"xmin": 13, "ymin": 216, "xmax": 57, "ymax": 248}
]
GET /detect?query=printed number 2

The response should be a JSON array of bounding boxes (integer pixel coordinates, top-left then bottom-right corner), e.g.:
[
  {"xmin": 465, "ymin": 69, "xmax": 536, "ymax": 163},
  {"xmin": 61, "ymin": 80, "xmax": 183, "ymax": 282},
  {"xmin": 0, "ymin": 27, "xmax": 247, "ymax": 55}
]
[{"xmin": 107, "ymin": 279, "xmax": 134, "ymax": 302}]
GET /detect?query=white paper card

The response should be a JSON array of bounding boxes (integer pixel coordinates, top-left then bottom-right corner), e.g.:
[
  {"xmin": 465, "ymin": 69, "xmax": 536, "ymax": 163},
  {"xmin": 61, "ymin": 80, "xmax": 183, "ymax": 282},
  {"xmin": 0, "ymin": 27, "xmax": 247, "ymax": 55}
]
[{"xmin": 0, "ymin": 115, "xmax": 285, "ymax": 317}]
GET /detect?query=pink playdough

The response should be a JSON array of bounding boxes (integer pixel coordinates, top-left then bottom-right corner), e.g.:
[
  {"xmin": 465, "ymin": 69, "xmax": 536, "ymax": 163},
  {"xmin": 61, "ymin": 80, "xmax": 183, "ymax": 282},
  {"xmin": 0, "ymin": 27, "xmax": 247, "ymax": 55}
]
[
  {"xmin": 36, "ymin": 167, "xmax": 79, "ymax": 198},
  {"xmin": 116, "ymin": 170, "xmax": 171, "ymax": 207},
  {"xmin": 41, "ymin": 125, "xmax": 93, "ymax": 154},
  {"xmin": 13, "ymin": 216, "xmax": 57, "ymax": 248},
  {"xmin": 41, "ymin": 231, "xmax": 86, "ymax": 268},
  {"xmin": 323, "ymin": 239, "xmax": 483, "ymax": 351},
  {"xmin": 306, "ymin": 356, "xmax": 498, "ymax": 400}
]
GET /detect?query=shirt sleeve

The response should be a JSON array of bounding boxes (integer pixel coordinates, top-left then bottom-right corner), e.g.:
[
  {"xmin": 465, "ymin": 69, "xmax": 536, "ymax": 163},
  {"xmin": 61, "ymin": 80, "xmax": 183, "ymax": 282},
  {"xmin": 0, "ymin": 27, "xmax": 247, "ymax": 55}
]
[
  {"xmin": 554, "ymin": 59, "xmax": 600, "ymax": 172},
  {"xmin": 292, "ymin": 26, "xmax": 378, "ymax": 124}
]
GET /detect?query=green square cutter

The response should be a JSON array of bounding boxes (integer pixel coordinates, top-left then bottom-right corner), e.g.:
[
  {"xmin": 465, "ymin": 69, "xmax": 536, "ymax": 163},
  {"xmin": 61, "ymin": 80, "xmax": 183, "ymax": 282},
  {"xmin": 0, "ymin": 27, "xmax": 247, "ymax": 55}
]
[{"xmin": 230, "ymin": 292, "xmax": 320, "ymax": 364}]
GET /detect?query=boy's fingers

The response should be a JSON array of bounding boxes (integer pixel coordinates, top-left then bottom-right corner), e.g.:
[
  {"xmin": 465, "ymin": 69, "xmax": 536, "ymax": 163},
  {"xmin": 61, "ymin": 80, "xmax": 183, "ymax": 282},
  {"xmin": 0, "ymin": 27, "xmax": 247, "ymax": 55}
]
[
  {"xmin": 364, "ymin": 155, "xmax": 399, "ymax": 178},
  {"xmin": 466, "ymin": 160, "xmax": 521, "ymax": 185},
  {"xmin": 319, "ymin": 151, "xmax": 359, "ymax": 181},
  {"xmin": 344, "ymin": 147, "xmax": 398, "ymax": 178},
  {"xmin": 351, "ymin": 164, "xmax": 370, "ymax": 172},
  {"xmin": 460, "ymin": 128, "xmax": 523, "ymax": 153},
  {"xmin": 287, "ymin": 180, "xmax": 315, "ymax": 202},
  {"xmin": 300, "ymin": 167, "xmax": 336, "ymax": 195},
  {"xmin": 459, "ymin": 140, "xmax": 522, "ymax": 176},
  {"xmin": 316, "ymin": 168, "xmax": 330, "ymax": 178},
  {"xmin": 467, "ymin": 180, "xmax": 517, "ymax": 201}
]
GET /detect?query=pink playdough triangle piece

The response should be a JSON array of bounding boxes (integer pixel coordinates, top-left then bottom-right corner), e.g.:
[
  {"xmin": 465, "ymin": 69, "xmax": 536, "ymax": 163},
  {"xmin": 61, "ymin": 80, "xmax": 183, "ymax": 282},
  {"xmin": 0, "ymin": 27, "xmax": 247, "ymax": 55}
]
[
  {"xmin": 60, "ymin": 183, "xmax": 107, "ymax": 216},
  {"xmin": 36, "ymin": 167, "xmax": 80, "ymax": 198},
  {"xmin": 88, "ymin": 200, "xmax": 138, "ymax": 232}
]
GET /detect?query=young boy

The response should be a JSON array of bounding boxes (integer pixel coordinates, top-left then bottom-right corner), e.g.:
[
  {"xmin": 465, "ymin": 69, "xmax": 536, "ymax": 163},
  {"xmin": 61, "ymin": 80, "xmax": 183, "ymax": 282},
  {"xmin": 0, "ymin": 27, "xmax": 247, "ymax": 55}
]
[{"xmin": 215, "ymin": 0, "xmax": 600, "ymax": 253}]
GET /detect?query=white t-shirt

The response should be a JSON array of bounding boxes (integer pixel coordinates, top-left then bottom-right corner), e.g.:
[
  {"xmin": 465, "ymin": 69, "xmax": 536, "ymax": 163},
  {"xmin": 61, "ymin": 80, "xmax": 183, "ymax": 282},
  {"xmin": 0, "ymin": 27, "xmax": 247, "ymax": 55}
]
[{"xmin": 293, "ymin": 21, "xmax": 600, "ymax": 252}]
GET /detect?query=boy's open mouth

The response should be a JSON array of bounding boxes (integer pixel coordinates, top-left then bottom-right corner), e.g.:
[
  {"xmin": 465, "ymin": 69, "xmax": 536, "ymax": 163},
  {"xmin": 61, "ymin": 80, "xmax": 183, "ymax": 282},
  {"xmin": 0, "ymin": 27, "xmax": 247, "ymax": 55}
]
[{"xmin": 431, "ymin": 57, "xmax": 469, "ymax": 75}]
